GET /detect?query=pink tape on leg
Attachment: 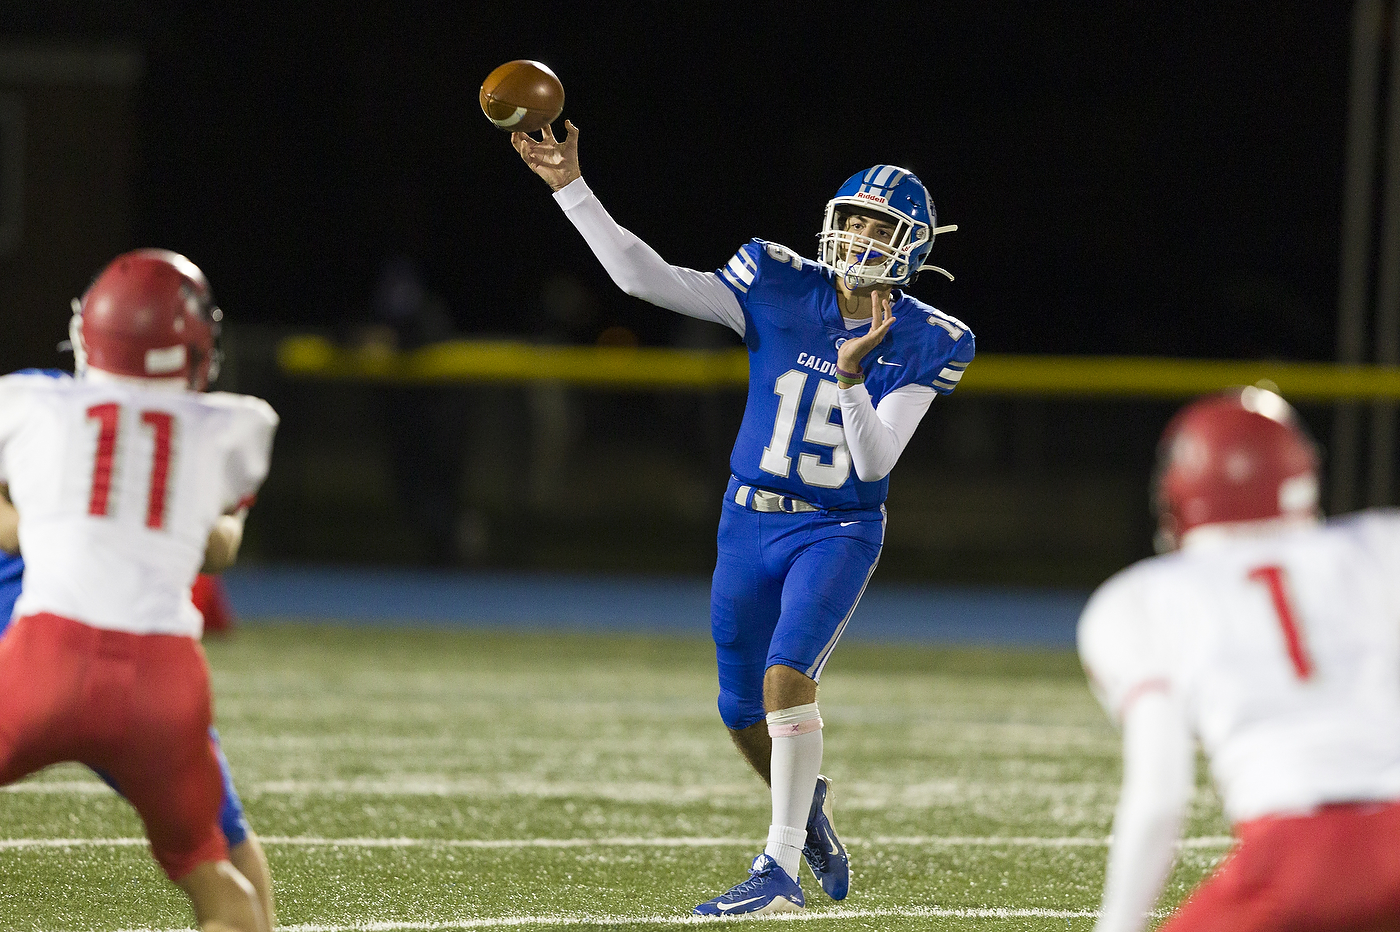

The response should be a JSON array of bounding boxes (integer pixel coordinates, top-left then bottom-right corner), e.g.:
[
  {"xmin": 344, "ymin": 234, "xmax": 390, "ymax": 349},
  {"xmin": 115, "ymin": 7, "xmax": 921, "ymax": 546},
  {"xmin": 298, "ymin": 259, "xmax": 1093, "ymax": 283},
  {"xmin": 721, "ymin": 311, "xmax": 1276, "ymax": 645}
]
[
  {"xmin": 768, "ymin": 717, "xmax": 823, "ymax": 738},
  {"xmin": 766, "ymin": 703, "xmax": 824, "ymax": 738}
]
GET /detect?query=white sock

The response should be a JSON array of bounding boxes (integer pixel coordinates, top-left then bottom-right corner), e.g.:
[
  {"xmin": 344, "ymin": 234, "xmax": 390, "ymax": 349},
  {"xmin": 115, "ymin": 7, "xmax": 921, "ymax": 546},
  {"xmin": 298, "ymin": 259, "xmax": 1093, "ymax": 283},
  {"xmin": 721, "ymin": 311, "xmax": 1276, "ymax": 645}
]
[
  {"xmin": 765, "ymin": 824, "xmax": 807, "ymax": 882},
  {"xmin": 764, "ymin": 702, "xmax": 824, "ymax": 882}
]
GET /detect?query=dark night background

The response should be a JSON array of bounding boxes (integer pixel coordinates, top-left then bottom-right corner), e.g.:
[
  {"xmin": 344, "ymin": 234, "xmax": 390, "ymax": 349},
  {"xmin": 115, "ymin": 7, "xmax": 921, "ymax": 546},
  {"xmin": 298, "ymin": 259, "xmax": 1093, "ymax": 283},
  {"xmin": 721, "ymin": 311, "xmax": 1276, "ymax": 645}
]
[
  {"xmin": 0, "ymin": 3, "xmax": 1370, "ymax": 583},
  {"xmin": 1, "ymin": 3, "xmax": 1353, "ymax": 359}
]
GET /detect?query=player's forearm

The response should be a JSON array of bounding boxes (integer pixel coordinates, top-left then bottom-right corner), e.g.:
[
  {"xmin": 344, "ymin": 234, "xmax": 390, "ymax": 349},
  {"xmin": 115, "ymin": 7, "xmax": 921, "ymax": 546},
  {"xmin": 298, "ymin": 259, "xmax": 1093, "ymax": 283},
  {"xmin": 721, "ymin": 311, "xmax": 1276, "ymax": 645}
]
[
  {"xmin": 1096, "ymin": 694, "xmax": 1193, "ymax": 932},
  {"xmin": 0, "ymin": 485, "xmax": 17, "ymax": 553},
  {"xmin": 837, "ymin": 384, "xmax": 934, "ymax": 481},
  {"xmin": 201, "ymin": 512, "xmax": 246, "ymax": 574},
  {"xmin": 553, "ymin": 178, "xmax": 746, "ymax": 334}
]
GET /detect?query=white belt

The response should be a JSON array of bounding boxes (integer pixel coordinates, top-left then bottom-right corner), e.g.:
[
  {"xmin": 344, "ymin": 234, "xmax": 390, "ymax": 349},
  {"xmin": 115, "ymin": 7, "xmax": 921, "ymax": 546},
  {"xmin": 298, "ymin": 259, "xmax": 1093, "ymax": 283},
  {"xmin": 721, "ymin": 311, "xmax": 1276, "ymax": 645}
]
[{"xmin": 734, "ymin": 484, "xmax": 818, "ymax": 513}]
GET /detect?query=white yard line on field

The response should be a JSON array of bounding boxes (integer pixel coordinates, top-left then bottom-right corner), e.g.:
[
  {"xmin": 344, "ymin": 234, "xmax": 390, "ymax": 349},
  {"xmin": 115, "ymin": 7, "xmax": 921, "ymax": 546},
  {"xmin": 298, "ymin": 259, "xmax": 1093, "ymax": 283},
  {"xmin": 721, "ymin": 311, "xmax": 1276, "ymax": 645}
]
[
  {"xmin": 0, "ymin": 833, "xmax": 1236, "ymax": 851},
  {"xmin": 1, "ymin": 776, "xmax": 1124, "ymax": 808},
  {"xmin": 102, "ymin": 906, "xmax": 1103, "ymax": 932},
  {"xmin": 863, "ymin": 834, "xmax": 1235, "ymax": 849},
  {"xmin": 0, "ymin": 780, "xmax": 112, "ymax": 793}
]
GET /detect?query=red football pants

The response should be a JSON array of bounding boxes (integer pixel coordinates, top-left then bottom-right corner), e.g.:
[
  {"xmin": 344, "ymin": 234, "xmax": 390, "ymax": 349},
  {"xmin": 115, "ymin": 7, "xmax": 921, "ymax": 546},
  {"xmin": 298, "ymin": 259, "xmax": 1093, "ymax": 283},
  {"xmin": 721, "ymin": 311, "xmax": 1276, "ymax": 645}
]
[
  {"xmin": 1162, "ymin": 800, "xmax": 1400, "ymax": 932},
  {"xmin": 0, "ymin": 613, "xmax": 228, "ymax": 880}
]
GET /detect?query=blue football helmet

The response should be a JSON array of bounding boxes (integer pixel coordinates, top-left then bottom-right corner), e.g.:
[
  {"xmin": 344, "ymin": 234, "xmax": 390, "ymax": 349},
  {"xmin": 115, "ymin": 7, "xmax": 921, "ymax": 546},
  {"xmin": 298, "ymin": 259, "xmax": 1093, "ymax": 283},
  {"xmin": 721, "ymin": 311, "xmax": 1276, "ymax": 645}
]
[{"xmin": 817, "ymin": 165, "xmax": 957, "ymax": 288}]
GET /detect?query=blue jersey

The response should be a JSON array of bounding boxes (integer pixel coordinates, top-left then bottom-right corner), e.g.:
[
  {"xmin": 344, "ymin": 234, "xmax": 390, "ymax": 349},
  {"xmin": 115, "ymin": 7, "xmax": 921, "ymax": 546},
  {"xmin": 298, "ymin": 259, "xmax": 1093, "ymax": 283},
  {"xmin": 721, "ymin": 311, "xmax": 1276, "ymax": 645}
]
[
  {"xmin": 0, "ymin": 552, "xmax": 19, "ymax": 631},
  {"xmin": 717, "ymin": 240, "xmax": 975, "ymax": 511}
]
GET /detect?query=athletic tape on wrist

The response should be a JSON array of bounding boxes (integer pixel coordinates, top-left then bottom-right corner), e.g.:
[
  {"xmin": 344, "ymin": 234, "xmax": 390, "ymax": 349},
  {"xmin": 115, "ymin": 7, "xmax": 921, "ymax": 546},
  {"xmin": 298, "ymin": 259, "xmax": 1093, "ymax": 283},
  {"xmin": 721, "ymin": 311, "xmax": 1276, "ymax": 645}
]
[{"xmin": 766, "ymin": 702, "xmax": 823, "ymax": 737}]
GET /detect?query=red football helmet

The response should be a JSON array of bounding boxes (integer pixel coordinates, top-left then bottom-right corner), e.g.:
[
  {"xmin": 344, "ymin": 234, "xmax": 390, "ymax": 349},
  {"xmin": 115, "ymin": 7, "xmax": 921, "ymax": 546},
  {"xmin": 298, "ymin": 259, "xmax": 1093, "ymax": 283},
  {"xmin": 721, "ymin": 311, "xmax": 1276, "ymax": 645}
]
[
  {"xmin": 1153, "ymin": 387, "xmax": 1321, "ymax": 550},
  {"xmin": 73, "ymin": 248, "xmax": 222, "ymax": 390}
]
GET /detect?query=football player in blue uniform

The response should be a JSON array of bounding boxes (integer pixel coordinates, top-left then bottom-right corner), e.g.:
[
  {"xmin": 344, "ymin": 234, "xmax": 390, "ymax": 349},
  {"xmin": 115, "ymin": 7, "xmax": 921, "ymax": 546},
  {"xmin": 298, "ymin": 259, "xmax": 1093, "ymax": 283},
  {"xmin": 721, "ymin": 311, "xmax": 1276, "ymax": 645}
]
[
  {"xmin": 514, "ymin": 122, "xmax": 974, "ymax": 916},
  {"xmin": 0, "ymin": 371, "xmax": 275, "ymax": 928}
]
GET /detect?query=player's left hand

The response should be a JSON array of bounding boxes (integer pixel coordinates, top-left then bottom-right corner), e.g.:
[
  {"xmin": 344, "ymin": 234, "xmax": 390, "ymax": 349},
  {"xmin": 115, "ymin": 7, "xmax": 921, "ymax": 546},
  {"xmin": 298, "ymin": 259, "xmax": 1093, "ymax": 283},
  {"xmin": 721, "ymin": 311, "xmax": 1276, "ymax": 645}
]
[{"xmin": 836, "ymin": 290, "xmax": 895, "ymax": 376}]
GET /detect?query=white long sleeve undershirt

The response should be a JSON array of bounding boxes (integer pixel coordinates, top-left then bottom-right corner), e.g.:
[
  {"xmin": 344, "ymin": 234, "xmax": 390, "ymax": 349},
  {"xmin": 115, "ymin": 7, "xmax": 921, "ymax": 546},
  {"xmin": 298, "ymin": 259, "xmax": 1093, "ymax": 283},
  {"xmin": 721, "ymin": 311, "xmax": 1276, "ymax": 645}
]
[
  {"xmin": 553, "ymin": 176, "xmax": 934, "ymax": 480},
  {"xmin": 837, "ymin": 381, "xmax": 936, "ymax": 481},
  {"xmin": 553, "ymin": 177, "xmax": 747, "ymax": 334},
  {"xmin": 1095, "ymin": 691, "xmax": 1196, "ymax": 932}
]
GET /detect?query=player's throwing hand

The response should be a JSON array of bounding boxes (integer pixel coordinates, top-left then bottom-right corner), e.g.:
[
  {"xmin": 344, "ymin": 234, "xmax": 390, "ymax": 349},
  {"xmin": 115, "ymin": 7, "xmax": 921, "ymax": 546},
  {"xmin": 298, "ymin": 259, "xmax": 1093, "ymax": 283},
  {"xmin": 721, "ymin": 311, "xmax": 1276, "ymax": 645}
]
[{"xmin": 513, "ymin": 120, "xmax": 580, "ymax": 192}]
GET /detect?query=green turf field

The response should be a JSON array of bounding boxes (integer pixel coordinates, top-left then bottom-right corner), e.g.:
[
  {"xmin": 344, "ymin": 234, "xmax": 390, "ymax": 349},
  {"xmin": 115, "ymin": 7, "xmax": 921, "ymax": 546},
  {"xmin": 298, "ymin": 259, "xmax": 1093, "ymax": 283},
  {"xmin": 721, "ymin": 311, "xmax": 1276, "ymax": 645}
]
[{"xmin": 0, "ymin": 625, "xmax": 1229, "ymax": 931}]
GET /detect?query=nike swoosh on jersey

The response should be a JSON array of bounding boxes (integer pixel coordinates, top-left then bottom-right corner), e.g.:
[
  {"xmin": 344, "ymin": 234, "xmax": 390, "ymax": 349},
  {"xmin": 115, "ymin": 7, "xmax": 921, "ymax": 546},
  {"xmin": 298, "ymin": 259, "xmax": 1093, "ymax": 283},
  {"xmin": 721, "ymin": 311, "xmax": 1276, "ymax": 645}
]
[
  {"xmin": 840, "ymin": 521, "xmax": 858, "ymax": 527},
  {"xmin": 876, "ymin": 356, "xmax": 903, "ymax": 366},
  {"xmin": 718, "ymin": 897, "xmax": 765, "ymax": 912}
]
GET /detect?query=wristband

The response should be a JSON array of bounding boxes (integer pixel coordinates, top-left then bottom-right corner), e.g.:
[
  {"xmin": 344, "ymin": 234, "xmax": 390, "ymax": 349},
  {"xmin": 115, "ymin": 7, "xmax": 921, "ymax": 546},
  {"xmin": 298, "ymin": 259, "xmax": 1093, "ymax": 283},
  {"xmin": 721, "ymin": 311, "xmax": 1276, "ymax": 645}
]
[{"xmin": 835, "ymin": 366, "xmax": 863, "ymax": 380}]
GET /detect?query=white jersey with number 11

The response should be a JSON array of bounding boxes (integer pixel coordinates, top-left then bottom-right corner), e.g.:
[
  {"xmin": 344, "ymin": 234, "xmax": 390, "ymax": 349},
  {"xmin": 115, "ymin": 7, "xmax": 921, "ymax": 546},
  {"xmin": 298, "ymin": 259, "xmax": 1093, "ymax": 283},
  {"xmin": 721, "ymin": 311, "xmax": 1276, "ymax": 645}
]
[{"xmin": 0, "ymin": 371, "xmax": 277, "ymax": 638}]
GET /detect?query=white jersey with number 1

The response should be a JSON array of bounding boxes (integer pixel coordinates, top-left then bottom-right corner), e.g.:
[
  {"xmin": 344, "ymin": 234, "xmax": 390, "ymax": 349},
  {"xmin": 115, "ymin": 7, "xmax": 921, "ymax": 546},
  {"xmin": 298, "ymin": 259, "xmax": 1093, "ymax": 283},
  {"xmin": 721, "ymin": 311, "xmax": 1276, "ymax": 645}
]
[
  {"xmin": 1078, "ymin": 511, "xmax": 1400, "ymax": 824},
  {"xmin": 0, "ymin": 371, "xmax": 277, "ymax": 638}
]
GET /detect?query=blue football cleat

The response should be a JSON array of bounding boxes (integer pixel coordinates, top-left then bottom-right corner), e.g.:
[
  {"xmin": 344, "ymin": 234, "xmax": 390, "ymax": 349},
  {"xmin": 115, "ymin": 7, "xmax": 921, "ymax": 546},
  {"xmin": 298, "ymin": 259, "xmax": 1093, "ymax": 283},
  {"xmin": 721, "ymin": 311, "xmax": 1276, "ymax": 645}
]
[
  {"xmin": 803, "ymin": 774, "xmax": 850, "ymax": 900},
  {"xmin": 693, "ymin": 853, "xmax": 804, "ymax": 916}
]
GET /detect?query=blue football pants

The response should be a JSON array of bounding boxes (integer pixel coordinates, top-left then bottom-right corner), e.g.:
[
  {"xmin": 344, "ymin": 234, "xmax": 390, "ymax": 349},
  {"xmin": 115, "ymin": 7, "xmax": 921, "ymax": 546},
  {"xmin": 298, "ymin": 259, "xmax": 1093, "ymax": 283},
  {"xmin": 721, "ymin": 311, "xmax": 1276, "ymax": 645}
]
[{"xmin": 710, "ymin": 495, "xmax": 884, "ymax": 730}]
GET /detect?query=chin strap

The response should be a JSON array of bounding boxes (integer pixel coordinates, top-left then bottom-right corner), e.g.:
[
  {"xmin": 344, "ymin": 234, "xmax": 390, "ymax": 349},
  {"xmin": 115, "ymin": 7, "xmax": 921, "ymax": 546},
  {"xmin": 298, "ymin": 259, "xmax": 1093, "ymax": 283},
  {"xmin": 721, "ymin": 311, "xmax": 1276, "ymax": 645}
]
[{"xmin": 918, "ymin": 223, "xmax": 959, "ymax": 281}]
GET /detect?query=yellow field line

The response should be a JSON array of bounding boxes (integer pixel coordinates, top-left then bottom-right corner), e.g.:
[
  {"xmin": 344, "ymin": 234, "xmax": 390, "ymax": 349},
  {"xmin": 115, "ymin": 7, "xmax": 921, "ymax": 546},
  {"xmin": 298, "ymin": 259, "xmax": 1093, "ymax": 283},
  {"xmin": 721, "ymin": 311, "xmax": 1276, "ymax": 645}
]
[{"xmin": 277, "ymin": 335, "xmax": 1400, "ymax": 400}]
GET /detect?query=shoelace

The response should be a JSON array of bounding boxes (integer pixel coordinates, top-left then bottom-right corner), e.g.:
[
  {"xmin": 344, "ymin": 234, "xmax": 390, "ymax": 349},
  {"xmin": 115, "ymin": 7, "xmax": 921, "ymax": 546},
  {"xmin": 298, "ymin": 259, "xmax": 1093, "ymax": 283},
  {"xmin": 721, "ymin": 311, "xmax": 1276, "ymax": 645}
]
[{"xmin": 726, "ymin": 861, "xmax": 775, "ymax": 897}]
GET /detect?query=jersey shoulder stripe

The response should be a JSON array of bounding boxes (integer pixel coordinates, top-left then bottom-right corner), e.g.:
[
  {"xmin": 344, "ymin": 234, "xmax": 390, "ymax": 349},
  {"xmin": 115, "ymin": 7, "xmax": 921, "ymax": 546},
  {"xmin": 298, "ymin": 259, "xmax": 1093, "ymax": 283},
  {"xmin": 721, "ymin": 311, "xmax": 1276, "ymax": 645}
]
[
  {"xmin": 718, "ymin": 240, "xmax": 765, "ymax": 297},
  {"xmin": 717, "ymin": 239, "xmax": 823, "ymax": 302},
  {"xmin": 722, "ymin": 254, "xmax": 755, "ymax": 292},
  {"xmin": 933, "ymin": 367, "xmax": 965, "ymax": 391}
]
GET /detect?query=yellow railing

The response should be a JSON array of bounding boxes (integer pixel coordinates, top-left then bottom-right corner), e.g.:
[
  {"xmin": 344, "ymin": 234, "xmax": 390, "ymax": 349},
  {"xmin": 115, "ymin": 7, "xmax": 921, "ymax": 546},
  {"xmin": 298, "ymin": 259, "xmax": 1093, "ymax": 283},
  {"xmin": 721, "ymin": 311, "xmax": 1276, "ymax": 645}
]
[{"xmin": 276, "ymin": 335, "xmax": 1400, "ymax": 401}]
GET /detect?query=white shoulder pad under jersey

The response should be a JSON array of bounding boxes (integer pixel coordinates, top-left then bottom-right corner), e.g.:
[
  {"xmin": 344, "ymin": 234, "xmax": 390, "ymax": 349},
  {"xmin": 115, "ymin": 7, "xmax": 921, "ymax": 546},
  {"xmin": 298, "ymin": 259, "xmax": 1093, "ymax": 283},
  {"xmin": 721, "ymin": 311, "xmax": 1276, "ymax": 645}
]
[
  {"xmin": 0, "ymin": 374, "xmax": 278, "ymax": 637},
  {"xmin": 0, "ymin": 371, "xmax": 51, "ymax": 485},
  {"xmin": 200, "ymin": 391, "xmax": 279, "ymax": 511},
  {"xmin": 1079, "ymin": 513, "xmax": 1400, "ymax": 822},
  {"xmin": 1077, "ymin": 560, "xmax": 1173, "ymax": 724}
]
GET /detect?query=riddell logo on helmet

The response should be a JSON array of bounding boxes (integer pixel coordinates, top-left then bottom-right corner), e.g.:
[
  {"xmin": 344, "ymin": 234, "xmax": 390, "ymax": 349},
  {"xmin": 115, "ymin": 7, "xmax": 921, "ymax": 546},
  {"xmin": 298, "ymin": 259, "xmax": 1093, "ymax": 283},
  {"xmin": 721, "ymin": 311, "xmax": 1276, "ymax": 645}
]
[{"xmin": 853, "ymin": 192, "xmax": 888, "ymax": 204}]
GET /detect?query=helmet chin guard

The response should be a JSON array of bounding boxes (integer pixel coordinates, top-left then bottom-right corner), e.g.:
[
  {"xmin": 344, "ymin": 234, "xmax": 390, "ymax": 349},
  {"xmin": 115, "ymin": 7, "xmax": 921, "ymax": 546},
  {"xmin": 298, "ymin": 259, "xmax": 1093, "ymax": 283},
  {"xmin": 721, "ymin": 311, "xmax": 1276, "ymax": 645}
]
[{"xmin": 817, "ymin": 165, "xmax": 956, "ymax": 288}]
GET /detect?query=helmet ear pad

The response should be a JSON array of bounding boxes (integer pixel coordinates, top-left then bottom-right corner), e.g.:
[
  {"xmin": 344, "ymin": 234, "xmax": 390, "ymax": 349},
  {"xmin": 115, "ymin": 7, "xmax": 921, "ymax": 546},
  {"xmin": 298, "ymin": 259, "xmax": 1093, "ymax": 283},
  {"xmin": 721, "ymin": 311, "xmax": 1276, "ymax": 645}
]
[{"xmin": 74, "ymin": 249, "xmax": 221, "ymax": 389}]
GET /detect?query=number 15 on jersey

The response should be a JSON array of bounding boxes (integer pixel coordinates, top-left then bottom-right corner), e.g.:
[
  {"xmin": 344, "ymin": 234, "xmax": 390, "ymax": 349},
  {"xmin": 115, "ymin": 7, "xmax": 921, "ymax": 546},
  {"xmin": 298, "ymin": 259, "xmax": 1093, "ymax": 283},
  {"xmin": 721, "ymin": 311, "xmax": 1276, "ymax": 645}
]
[{"xmin": 759, "ymin": 371, "xmax": 851, "ymax": 489}]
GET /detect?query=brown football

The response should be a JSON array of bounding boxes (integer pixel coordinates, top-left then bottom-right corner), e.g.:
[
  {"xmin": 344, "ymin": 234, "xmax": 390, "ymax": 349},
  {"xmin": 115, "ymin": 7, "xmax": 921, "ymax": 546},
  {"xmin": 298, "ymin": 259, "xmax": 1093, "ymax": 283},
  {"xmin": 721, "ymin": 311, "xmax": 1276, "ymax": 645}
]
[{"xmin": 479, "ymin": 60, "xmax": 564, "ymax": 133}]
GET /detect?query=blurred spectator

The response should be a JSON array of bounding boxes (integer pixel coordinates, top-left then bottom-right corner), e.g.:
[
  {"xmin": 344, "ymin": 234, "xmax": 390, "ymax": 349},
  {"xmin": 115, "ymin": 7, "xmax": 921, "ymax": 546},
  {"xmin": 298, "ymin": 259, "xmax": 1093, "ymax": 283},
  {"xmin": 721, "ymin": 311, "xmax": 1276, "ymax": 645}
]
[
  {"xmin": 527, "ymin": 274, "xmax": 598, "ymax": 510},
  {"xmin": 373, "ymin": 255, "xmax": 454, "ymax": 349},
  {"xmin": 369, "ymin": 255, "xmax": 473, "ymax": 565},
  {"xmin": 534, "ymin": 273, "xmax": 598, "ymax": 344}
]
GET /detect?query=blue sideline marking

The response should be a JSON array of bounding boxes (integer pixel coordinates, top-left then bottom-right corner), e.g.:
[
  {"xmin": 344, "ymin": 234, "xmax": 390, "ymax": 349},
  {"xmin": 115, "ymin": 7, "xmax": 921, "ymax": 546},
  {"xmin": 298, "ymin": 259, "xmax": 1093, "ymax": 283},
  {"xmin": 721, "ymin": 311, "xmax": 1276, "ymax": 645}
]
[{"xmin": 222, "ymin": 566, "xmax": 1086, "ymax": 648}]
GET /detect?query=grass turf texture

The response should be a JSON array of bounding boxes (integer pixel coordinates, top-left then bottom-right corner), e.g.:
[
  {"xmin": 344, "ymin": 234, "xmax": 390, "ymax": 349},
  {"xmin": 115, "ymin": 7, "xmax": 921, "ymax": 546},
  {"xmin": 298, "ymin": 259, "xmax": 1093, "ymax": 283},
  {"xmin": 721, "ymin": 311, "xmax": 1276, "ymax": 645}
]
[{"xmin": 0, "ymin": 625, "xmax": 1230, "ymax": 931}]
